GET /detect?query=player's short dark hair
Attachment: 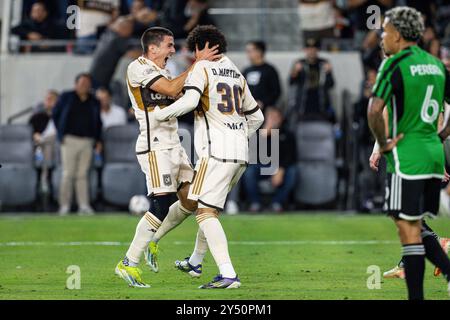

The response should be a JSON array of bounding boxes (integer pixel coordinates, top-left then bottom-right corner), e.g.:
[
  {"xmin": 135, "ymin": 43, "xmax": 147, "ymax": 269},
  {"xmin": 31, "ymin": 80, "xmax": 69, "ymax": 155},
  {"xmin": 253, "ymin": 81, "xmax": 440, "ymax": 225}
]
[
  {"xmin": 385, "ymin": 6, "xmax": 425, "ymax": 42},
  {"xmin": 75, "ymin": 73, "xmax": 92, "ymax": 83},
  {"xmin": 247, "ymin": 40, "xmax": 266, "ymax": 55},
  {"xmin": 186, "ymin": 25, "xmax": 227, "ymax": 54},
  {"xmin": 141, "ymin": 27, "xmax": 174, "ymax": 53}
]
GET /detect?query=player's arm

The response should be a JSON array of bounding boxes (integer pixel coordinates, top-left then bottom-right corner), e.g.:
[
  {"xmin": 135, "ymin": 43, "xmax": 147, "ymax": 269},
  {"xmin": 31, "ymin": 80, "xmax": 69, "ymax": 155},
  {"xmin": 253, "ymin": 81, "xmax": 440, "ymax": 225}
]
[
  {"xmin": 149, "ymin": 43, "xmax": 219, "ymax": 97},
  {"xmin": 150, "ymin": 68, "xmax": 192, "ymax": 98},
  {"xmin": 245, "ymin": 107, "xmax": 264, "ymax": 137},
  {"xmin": 439, "ymin": 69, "xmax": 450, "ymax": 141},
  {"xmin": 154, "ymin": 62, "xmax": 207, "ymax": 121},
  {"xmin": 369, "ymin": 107, "xmax": 389, "ymax": 171},
  {"xmin": 241, "ymin": 79, "xmax": 264, "ymax": 136},
  {"xmin": 154, "ymin": 89, "xmax": 201, "ymax": 121},
  {"xmin": 368, "ymin": 61, "xmax": 403, "ymax": 153}
]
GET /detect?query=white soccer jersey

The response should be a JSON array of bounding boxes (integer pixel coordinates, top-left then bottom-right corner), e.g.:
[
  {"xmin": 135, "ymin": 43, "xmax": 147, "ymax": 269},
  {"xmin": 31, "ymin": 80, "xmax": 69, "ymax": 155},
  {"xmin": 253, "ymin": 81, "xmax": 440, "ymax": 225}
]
[
  {"xmin": 184, "ymin": 56, "xmax": 260, "ymax": 163},
  {"xmin": 127, "ymin": 56, "xmax": 181, "ymax": 153}
]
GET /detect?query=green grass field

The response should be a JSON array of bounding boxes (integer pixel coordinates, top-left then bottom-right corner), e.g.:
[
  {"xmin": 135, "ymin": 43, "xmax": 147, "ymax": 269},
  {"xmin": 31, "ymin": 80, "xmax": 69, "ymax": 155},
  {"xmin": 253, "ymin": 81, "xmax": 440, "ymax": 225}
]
[{"xmin": 0, "ymin": 213, "xmax": 449, "ymax": 300}]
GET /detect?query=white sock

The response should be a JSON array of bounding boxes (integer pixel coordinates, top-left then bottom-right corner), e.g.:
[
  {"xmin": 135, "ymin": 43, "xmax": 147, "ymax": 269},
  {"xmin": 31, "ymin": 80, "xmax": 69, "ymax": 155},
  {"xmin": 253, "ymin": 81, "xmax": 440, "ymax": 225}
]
[
  {"xmin": 197, "ymin": 213, "xmax": 236, "ymax": 278},
  {"xmin": 188, "ymin": 228, "xmax": 208, "ymax": 266},
  {"xmin": 125, "ymin": 212, "xmax": 161, "ymax": 264},
  {"xmin": 153, "ymin": 201, "xmax": 193, "ymax": 242}
]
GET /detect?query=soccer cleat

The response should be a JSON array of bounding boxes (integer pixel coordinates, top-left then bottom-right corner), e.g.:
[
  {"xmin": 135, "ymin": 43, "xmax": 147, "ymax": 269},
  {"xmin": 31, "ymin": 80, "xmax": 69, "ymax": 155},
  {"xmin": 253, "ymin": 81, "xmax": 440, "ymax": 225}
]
[
  {"xmin": 434, "ymin": 238, "xmax": 450, "ymax": 277},
  {"xmin": 383, "ymin": 265, "xmax": 405, "ymax": 279},
  {"xmin": 199, "ymin": 274, "xmax": 241, "ymax": 289},
  {"xmin": 115, "ymin": 260, "xmax": 150, "ymax": 288},
  {"xmin": 175, "ymin": 257, "xmax": 202, "ymax": 278},
  {"xmin": 144, "ymin": 241, "xmax": 159, "ymax": 273}
]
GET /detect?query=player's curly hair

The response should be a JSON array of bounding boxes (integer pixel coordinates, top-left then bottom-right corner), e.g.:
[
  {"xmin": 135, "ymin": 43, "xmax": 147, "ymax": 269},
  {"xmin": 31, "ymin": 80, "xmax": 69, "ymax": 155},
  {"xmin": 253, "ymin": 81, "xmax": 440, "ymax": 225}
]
[
  {"xmin": 385, "ymin": 6, "xmax": 425, "ymax": 42},
  {"xmin": 186, "ymin": 25, "xmax": 227, "ymax": 54}
]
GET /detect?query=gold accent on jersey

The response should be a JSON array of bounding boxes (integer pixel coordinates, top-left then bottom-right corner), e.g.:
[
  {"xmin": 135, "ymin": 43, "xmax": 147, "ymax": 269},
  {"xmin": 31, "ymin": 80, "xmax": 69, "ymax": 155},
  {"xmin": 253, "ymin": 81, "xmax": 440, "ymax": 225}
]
[
  {"xmin": 200, "ymin": 68, "xmax": 210, "ymax": 112},
  {"xmin": 151, "ymin": 151, "xmax": 161, "ymax": 188},
  {"xmin": 192, "ymin": 158, "xmax": 208, "ymax": 195},
  {"xmin": 148, "ymin": 151, "xmax": 160, "ymax": 188},
  {"xmin": 127, "ymin": 77, "xmax": 145, "ymax": 111}
]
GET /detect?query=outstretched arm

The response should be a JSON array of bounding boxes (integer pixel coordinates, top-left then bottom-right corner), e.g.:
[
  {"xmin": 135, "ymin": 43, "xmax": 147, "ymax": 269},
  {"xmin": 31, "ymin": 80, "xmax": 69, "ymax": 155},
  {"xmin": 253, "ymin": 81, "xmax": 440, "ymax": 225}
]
[{"xmin": 154, "ymin": 89, "xmax": 201, "ymax": 121}]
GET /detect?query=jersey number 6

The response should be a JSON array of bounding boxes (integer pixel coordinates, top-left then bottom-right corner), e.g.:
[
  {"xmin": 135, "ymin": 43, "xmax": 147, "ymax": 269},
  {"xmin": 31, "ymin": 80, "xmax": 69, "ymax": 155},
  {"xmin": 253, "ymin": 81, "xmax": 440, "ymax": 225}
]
[
  {"xmin": 421, "ymin": 85, "xmax": 440, "ymax": 124},
  {"xmin": 217, "ymin": 82, "xmax": 243, "ymax": 115}
]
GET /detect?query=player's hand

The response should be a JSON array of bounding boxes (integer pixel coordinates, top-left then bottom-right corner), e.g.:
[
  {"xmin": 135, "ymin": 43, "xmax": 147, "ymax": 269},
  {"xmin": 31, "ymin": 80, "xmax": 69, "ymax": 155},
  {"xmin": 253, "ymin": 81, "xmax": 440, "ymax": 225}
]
[
  {"xmin": 195, "ymin": 42, "xmax": 220, "ymax": 62},
  {"xmin": 443, "ymin": 169, "xmax": 450, "ymax": 182},
  {"xmin": 369, "ymin": 152, "xmax": 381, "ymax": 172},
  {"xmin": 379, "ymin": 134, "xmax": 404, "ymax": 154}
]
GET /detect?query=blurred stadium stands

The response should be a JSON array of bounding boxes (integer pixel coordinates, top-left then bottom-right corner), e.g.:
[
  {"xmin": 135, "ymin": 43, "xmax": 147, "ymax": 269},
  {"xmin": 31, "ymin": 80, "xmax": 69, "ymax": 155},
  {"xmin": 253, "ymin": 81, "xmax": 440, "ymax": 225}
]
[{"xmin": 0, "ymin": 0, "xmax": 449, "ymax": 213}]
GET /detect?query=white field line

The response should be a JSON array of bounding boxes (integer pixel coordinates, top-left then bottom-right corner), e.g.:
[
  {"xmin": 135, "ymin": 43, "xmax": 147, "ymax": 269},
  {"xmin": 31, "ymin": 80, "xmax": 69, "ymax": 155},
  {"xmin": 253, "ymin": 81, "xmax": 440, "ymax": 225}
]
[{"xmin": 0, "ymin": 240, "xmax": 398, "ymax": 247}]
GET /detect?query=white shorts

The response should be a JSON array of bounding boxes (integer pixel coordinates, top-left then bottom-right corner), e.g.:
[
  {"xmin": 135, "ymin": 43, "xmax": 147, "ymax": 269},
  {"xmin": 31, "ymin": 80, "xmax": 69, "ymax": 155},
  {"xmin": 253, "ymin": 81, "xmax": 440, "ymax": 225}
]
[
  {"xmin": 188, "ymin": 157, "xmax": 246, "ymax": 211},
  {"xmin": 136, "ymin": 146, "xmax": 194, "ymax": 196}
]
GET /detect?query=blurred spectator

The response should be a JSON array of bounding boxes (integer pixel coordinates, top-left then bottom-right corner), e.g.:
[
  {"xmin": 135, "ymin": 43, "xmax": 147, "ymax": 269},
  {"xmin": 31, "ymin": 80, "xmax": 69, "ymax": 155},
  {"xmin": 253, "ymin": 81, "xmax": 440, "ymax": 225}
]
[
  {"xmin": 298, "ymin": 0, "xmax": 336, "ymax": 42},
  {"xmin": 287, "ymin": 38, "xmax": 335, "ymax": 124},
  {"xmin": 160, "ymin": 0, "xmax": 215, "ymax": 40},
  {"xmin": 52, "ymin": 73, "xmax": 102, "ymax": 215},
  {"xmin": 21, "ymin": 0, "xmax": 67, "ymax": 23},
  {"xmin": 361, "ymin": 30, "xmax": 384, "ymax": 70},
  {"xmin": 420, "ymin": 26, "xmax": 441, "ymax": 57},
  {"xmin": 96, "ymin": 87, "xmax": 127, "ymax": 129},
  {"xmin": 354, "ymin": 67, "xmax": 383, "ymax": 211},
  {"xmin": 436, "ymin": 0, "xmax": 450, "ymax": 42},
  {"xmin": 243, "ymin": 41, "xmax": 281, "ymax": 110},
  {"xmin": 11, "ymin": 1, "xmax": 66, "ymax": 52},
  {"xmin": 89, "ymin": 16, "xmax": 138, "ymax": 88},
  {"xmin": 120, "ymin": 0, "xmax": 162, "ymax": 14},
  {"xmin": 354, "ymin": 67, "xmax": 377, "ymax": 146},
  {"xmin": 129, "ymin": 0, "xmax": 160, "ymax": 37},
  {"xmin": 29, "ymin": 90, "xmax": 59, "ymax": 192},
  {"xmin": 342, "ymin": 0, "xmax": 393, "ymax": 47},
  {"xmin": 75, "ymin": 0, "xmax": 120, "ymax": 54},
  {"xmin": 243, "ymin": 108, "xmax": 298, "ymax": 212}
]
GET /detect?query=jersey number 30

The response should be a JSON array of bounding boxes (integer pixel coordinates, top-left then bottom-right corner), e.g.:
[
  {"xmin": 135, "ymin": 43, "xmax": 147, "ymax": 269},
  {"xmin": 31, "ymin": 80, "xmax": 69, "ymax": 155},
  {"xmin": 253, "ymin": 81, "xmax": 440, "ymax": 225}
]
[
  {"xmin": 421, "ymin": 85, "xmax": 440, "ymax": 124},
  {"xmin": 217, "ymin": 82, "xmax": 243, "ymax": 115}
]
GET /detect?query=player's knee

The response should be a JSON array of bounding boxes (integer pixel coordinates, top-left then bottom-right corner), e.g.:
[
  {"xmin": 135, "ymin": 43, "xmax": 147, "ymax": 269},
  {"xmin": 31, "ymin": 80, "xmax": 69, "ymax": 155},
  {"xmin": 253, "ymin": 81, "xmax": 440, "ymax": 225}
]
[
  {"xmin": 149, "ymin": 194, "xmax": 173, "ymax": 221},
  {"xmin": 180, "ymin": 198, "xmax": 197, "ymax": 212},
  {"xmin": 178, "ymin": 183, "xmax": 197, "ymax": 212}
]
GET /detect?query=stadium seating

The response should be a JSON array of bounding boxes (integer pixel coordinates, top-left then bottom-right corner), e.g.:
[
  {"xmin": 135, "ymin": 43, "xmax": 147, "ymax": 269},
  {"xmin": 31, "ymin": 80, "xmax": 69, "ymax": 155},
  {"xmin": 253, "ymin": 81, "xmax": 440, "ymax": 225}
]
[
  {"xmin": 295, "ymin": 121, "xmax": 337, "ymax": 205},
  {"xmin": 0, "ymin": 124, "xmax": 37, "ymax": 207},
  {"xmin": 101, "ymin": 125, "xmax": 147, "ymax": 207}
]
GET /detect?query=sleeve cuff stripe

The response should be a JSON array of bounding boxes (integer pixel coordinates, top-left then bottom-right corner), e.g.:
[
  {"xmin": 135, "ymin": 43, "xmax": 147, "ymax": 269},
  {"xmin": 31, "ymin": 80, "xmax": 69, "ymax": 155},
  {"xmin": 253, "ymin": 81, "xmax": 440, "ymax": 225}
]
[
  {"xmin": 184, "ymin": 86, "xmax": 203, "ymax": 95},
  {"xmin": 244, "ymin": 105, "xmax": 260, "ymax": 115},
  {"xmin": 146, "ymin": 75, "xmax": 164, "ymax": 88}
]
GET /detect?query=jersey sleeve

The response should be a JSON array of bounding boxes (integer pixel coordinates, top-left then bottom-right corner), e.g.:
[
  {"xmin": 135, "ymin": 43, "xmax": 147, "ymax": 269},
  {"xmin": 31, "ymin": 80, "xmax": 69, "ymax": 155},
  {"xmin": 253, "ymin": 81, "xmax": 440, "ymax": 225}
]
[
  {"xmin": 372, "ymin": 58, "xmax": 394, "ymax": 102},
  {"xmin": 242, "ymin": 79, "xmax": 259, "ymax": 115},
  {"xmin": 128, "ymin": 63, "xmax": 163, "ymax": 88},
  {"xmin": 183, "ymin": 61, "xmax": 208, "ymax": 95}
]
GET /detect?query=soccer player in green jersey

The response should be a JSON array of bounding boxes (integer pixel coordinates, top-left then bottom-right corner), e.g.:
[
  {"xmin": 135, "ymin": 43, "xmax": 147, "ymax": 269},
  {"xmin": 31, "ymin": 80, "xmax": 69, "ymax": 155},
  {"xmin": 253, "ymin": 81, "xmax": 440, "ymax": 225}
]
[{"xmin": 367, "ymin": 6, "xmax": 450, "ymax": 300}]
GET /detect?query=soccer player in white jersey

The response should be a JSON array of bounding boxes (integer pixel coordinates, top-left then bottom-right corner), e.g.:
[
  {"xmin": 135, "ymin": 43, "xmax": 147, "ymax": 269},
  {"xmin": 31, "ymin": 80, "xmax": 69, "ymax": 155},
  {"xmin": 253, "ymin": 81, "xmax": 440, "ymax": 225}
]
[
  {"xmin": 115, "ymin": 27, "xmax": 219, "ymax": 288},
  {"xmin": 154, "ymin": 25, "xmax": 265, "ymax": 289}
]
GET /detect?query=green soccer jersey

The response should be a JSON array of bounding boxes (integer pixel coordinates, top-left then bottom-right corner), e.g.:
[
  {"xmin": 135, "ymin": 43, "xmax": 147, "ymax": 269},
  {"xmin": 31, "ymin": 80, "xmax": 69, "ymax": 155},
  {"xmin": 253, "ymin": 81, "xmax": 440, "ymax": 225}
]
[{"xmin": 372, "ymin": 45, "xmax": 450, "ymax": 179}]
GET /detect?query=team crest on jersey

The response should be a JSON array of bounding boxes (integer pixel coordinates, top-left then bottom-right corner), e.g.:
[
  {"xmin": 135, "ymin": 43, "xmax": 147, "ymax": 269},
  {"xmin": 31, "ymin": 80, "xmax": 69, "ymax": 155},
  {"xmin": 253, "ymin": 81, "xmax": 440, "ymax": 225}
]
[{"xmin": 163, "ymin": 174, "xmax": 172, "ymax": 186}]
